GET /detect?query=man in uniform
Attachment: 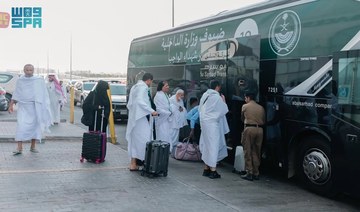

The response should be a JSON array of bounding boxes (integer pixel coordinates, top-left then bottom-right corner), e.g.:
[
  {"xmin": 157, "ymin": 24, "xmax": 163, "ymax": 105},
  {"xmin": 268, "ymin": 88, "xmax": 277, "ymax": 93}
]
[{"xmin": 241, "ymin": 92, "xmax": 265, "ymax": 181}]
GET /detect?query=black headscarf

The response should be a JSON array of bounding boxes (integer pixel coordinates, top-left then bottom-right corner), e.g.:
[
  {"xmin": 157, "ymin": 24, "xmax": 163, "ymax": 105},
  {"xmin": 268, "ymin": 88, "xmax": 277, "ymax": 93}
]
[
  {"xmin": 82, "ymin": 80, "xmax": 111, "ymax": 132},
  {"xmin": 94, "ymin": 80, "xmax": 110, "ymax": 107}
]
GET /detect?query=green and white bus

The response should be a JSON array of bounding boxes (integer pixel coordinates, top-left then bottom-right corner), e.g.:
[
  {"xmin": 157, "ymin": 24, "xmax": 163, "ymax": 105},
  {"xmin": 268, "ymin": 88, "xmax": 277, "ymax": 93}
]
[{"xmin": 127, "ymin": 0, "xmax": 360, "ymax": 196}]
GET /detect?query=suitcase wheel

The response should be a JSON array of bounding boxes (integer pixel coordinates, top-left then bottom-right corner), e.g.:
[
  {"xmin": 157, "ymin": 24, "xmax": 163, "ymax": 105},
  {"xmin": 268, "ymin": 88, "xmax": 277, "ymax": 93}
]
[
  {"xmin": 163, "ymin": 172, "xmax": 168, "ymax": 177},
  {"xmin": 95, "ymin": 159, "xmax": 100, "ymax": 164},
  {"xmin": 80, "ymin": 157, "xmax": 84, "ymax": 163}
]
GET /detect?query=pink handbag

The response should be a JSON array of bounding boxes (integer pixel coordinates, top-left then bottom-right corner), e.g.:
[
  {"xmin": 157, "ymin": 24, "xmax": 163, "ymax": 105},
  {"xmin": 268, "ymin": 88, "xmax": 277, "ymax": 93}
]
[{"xmin": 174, "ymin": 138, "xmax": 202, "ymax": 161}]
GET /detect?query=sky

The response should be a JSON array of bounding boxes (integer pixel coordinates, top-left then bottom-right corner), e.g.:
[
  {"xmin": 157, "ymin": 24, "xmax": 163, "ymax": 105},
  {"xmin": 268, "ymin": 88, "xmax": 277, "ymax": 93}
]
[{"xmin": 0, "ymin": 0, "xmax": 264, "ymax": 74}]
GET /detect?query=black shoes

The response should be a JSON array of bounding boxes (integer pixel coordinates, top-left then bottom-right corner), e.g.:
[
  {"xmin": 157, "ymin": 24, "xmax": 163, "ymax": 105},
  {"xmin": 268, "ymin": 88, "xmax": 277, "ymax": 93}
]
[
  {"xmin": 253, "ymin": 174, "xmax": 260, "ymax": 180},
  {"xmin": 239, "ymin": 171, "xmax": 247, "ymax": 175},
  {"xmin": 241, "ymin": 173, "xmax": 253, "ymax": 181},
  {"xmin": 203, "ymin": 169, "xmax": 221, "ymax": 179},
  {"xmin": 208, "ymin": 170, "xmax": 221, "ymax": 179},
  {"xmin": 202, "ymin": 169, "xmax": 211, "ymax": 177}
]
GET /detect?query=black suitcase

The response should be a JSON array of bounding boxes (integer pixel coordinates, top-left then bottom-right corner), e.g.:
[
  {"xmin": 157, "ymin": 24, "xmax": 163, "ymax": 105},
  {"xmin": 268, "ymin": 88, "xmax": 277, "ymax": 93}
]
[
  {"xmin": 141, "ymin": 140, "xmax": 170, "ymax": 177},
  {"xmin": 80, "ymin": 107, "xmax": 107, "ymax": 164}
]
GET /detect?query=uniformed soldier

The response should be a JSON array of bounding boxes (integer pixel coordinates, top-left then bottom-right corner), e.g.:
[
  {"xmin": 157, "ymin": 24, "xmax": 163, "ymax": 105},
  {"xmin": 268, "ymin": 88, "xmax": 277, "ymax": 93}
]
[{"xmin": 240, "ymin": 92, "xmax": 265, "ymax": 181}]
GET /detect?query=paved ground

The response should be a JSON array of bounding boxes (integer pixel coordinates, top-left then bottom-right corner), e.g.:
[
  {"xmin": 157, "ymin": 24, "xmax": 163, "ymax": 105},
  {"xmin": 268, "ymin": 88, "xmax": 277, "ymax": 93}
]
[
  {"xmin": 0, "ymin": 119, "xmax": 84, "ymax": 141},
  {"xmin": 1, "ymin": 120, "xmax": 360, "ymax": 212}
]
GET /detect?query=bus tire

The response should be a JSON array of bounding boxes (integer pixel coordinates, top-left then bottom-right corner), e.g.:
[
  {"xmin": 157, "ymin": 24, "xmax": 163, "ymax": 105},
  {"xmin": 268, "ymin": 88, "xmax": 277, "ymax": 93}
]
[{"xmin": 296, "ymin": 136, "xmax": 337, "ymax": 196}]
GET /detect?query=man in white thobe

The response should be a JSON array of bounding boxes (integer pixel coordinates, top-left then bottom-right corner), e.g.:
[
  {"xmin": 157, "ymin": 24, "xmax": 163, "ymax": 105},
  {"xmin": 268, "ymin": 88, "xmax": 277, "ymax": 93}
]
[
  {"xmin": 169, "ymin": 89, "xmax": 187, "ymax": 147},
  {"xmin": 154, "ymin": 81, "xmax": 173, "ymax": 149},
  {"xmin": 59, "ymin": 80, "xmax": 67, "ymax": 111},
  {"xmin": 9, "ymin": 64, "xmax": 52, "ymax": 155},
  {"xmin": 199, "ymin": 80, "xmax": 229, "ymax": 179},
  {"xmin": 126, "ymin": 73, "xmax": 158, "ymax": 171},
  {"xmin": 46, "ymin": 74, "xmax": 64, "ymax": 124}
]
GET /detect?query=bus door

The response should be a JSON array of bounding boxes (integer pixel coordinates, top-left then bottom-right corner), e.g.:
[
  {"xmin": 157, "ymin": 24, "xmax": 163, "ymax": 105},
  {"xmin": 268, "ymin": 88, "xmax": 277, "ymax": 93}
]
[
  {"xmin": 333, "ymin": 50, "xmax": 360, "ymax": 191},
  {"xmin": 199, "ymin": 35, "xmax": 260, "ymax": 155}
]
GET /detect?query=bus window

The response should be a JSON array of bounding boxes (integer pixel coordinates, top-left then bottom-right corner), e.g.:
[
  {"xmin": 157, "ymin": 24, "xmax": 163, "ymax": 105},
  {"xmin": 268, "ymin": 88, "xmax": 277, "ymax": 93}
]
[{"xmin": 337, "ymin": 57, "xmax": 360, "ymax": 124}]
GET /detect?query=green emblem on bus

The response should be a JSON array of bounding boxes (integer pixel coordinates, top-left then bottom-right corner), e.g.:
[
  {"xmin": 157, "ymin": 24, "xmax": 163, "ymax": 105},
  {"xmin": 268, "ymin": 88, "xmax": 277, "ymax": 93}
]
[{"xmin": 269, "ymin": 10, "xmax": 301, "ymax": 56}]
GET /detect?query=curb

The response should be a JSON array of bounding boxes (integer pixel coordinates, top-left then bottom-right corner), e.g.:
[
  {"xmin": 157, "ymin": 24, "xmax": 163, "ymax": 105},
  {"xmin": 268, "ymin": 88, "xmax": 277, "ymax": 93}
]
[
  {"xmin": 0, "ymin": 119, "xmax": 67, "ymax": 123},
  {"xmin": 0, "ymin": 136, "xmax": 83, "ymax": 143},
  {"xmin": 0, "ymin": 119, "xmax": 17, "ymax": 122}
]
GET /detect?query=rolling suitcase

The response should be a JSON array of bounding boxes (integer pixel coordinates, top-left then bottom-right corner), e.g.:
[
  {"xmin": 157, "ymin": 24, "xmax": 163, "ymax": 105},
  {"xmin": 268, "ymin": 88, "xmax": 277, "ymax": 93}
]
[
  {"xmin": 233, "ymin": 146, "xmax": 245, "ymax": 174},
  {"xmin": 141, "ymin": 140, "xmax": 170, "ymax": 177},
  {"xmin": 80, "ymin": 107, "xmax": 107, "ymax": 164}
]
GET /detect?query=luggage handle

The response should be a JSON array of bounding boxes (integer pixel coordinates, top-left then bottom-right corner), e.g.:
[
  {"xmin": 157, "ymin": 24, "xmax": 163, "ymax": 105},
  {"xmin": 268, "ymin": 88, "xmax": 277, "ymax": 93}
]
[
  {"xmin": 149, "ymin": 116, "xmax": 155, "ymax": 140},
  {"xmin": 93, "ymin": 106, "xmax": 105, "ymax": 132},
  {"xmin": 100, "ymin": 106, "xmax": 104, "ymax": 132},
  {"xmin": 181, "ymin": 137, "xmax": 200, "ymax": 150},
  {"xmin": 182, "ymin": 137, "xmax": 191, "ymax": 144}
]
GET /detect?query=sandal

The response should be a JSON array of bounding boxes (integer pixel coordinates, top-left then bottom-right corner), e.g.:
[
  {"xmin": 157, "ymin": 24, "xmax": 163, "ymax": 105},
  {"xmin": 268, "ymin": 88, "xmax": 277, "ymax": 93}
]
[
  {"xmin": 13, "ymin": 149, "xmax": 22, "ymax": 155},
  {"xmin": 30, "ymin": 148, "xmax": 39, "ymax": 153},
  {"xmin": 129, "ymin": 167, "xmax": 140, "ymax": 171}
]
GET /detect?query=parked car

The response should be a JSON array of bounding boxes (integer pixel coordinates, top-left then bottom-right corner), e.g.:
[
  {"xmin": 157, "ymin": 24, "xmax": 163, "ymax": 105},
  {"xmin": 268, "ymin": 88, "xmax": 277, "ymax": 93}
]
[
  {"xmin": 109, "ymin": 82, "xmax": 128, "ymax": 120},
  {"xmin": 0, "ymin": 72, "xmax": 19, "ymax": 103},
  {"xmin": 66, "ymin": 80, "xmax": 78, "ymax": 93},
  {"xmin": 74, "ymin": 80, "xmax": 97, "ymax": 107},
  {"xmin": 91, "ymin": 81, "xmax": 128, "ymax": 120},
  {"xmin": 0, "ymin": 86, "xmax": 9, "ymax": 111}
]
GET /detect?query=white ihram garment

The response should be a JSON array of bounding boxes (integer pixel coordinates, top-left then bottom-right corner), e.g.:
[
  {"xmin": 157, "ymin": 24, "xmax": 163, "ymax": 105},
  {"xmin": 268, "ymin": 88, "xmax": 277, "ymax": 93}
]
[
  {"xmin": 169, "ymin": 95, "xmax": 187, "ymax": 146},
  {"xmin": 126, "ymin": 80, "xmax": 155, "ymax": 161},
  {"xmin": 199, "ymin": 89, "xmax": 229, "ymax": 168},
  {"xmin": 154, "ymin": 91, "xmax": 173, "ymax": 149},
  {"xmin": 12, "ymin": 75, "xmax": 52, "ymax": 141}
]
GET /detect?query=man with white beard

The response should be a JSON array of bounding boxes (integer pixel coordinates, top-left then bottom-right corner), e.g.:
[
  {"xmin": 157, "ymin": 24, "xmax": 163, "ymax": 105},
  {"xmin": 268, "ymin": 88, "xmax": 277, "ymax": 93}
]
[
  {"xmin": 169, "ymin": 89, "xmax": 187, "ymax": 148},
  {"xmin": 126, "ymin": 73, "xmax": 158, "ymax": 171},
  {"xmin": 199, "ymin": 80, "xmax": 229, "ymax": 179},
  {"xmin": 154, "ymin": 81, "xmax": 173, "ymax": 149}
]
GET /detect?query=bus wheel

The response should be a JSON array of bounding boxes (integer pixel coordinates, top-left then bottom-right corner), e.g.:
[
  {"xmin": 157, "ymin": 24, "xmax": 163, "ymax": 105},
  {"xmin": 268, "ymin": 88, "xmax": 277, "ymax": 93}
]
[{"xmin": 297, "ymin": 137, "xmax": 337, "ymax": 196}]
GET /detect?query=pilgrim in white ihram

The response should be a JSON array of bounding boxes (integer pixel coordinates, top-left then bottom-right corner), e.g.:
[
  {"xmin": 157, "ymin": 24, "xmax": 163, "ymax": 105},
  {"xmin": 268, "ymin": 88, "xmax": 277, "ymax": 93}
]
[
  {"xmin": 126, "ymin": 80, "xmax": 155, "ymax": 161},
  {"xmin": 169, "ymin": 89, "xmax": 187, "ymax": 146},
  {"xmin": 154, "ymin": 81, "xmax": 173, "ymax": 149},
  {"xmin": 12, "ymin": 70, "xmax": 52, "ymax": 142},
  {"xmin": 199, "ymin": 81, "xmax": 229, "ymax": 179}
]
